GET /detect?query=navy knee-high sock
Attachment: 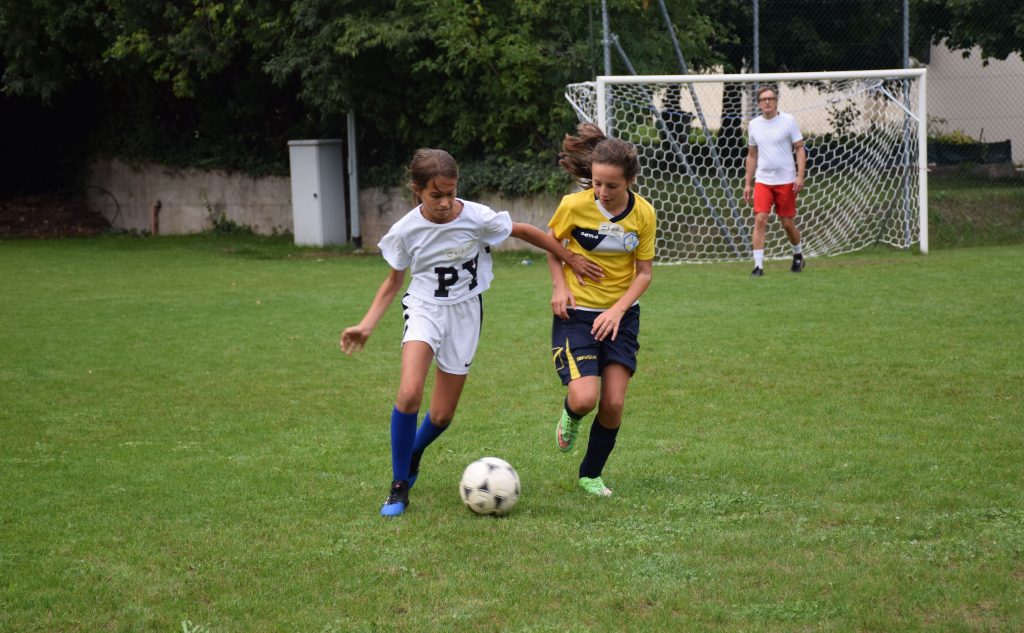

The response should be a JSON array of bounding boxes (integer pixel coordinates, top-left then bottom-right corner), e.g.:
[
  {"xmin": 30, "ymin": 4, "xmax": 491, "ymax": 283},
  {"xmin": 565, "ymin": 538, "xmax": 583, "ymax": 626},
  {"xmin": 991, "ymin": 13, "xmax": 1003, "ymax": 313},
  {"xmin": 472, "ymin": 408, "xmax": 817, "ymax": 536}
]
[
  {"xmin": 390, "ymin": 407, "xmax": 418, "ymax": 483},
  {"xmin": 579, "ymin": 419, "xmax": 619, "ymax": 479}
]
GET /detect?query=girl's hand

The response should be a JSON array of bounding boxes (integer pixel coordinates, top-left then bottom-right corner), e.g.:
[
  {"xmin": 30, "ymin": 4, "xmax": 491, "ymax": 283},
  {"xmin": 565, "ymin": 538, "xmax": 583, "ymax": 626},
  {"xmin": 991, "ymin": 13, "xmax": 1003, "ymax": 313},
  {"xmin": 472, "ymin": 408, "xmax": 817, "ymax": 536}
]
[
  {"xmin": 340, "ymin": 325, "xmax": 372, "ymax": 354},
  {"xmin": 567, "ymin": 253, "xmax": 603, "ymax": 286},
  {"xmin": 591, "ymin": 307, "xmax": 625, "ymax": 341},
  {"xmin": 551, "ymin": 287, "xmax": 577, "ymax": 320}
]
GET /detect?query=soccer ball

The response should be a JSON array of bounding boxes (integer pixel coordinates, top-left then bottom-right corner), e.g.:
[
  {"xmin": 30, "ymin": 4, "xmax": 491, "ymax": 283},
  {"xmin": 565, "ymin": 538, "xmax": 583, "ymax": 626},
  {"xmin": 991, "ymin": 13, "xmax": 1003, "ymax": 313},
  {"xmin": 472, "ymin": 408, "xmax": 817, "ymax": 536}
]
[{"xmin": 459, "ymin": 457, "xmax": 521, "ymax": 516}]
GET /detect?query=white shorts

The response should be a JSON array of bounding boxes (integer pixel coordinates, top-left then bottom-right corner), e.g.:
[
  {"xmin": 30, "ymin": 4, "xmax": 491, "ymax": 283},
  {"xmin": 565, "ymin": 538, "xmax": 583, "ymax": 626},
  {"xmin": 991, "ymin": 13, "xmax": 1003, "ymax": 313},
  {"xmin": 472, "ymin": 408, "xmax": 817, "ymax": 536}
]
[{"xmin": 401, "ymin": 293, "xmax": 483, "ymax": 375}]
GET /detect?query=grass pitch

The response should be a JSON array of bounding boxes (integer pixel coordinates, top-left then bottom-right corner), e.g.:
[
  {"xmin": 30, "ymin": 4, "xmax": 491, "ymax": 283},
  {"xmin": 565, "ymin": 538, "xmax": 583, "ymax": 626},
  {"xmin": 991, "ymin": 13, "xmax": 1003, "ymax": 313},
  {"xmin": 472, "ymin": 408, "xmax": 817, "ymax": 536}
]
[{"xmin": 1, "ymin": 235, "xmax": 1022, "ymax": 631}]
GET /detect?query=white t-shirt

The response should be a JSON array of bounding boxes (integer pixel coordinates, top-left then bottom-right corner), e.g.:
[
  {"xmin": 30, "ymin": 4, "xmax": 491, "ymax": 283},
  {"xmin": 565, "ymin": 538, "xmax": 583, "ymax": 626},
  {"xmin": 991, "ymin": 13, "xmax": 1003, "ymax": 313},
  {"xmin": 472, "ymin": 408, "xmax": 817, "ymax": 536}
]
[
  {"xmin": 748, "ymin": 112, "xmax": 803, "ymax": 185},
  {"xmin": 378, "ymin": 200, "xmax": 513, "ymax": 304}
]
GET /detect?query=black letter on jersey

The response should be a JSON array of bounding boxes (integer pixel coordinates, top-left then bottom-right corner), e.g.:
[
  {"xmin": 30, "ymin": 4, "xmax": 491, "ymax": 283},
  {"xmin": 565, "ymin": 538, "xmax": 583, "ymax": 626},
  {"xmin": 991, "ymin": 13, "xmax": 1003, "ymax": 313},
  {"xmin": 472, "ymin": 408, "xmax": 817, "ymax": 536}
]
[
  {"xmin": 434, "ymin": 266, "xmax": 458, "ymax": 297},
  {"xmin": 461, "ymin": 254, "xmax": 479, "ymax": 291}
]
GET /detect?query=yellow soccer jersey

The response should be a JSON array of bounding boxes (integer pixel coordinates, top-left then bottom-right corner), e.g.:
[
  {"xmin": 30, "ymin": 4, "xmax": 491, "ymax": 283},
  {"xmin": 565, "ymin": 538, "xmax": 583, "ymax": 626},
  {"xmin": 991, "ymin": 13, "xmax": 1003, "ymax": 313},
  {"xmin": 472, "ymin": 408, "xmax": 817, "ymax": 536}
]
[{"xmin": 549, "ymin": 188, "xmax": 656, "ymax": 309}]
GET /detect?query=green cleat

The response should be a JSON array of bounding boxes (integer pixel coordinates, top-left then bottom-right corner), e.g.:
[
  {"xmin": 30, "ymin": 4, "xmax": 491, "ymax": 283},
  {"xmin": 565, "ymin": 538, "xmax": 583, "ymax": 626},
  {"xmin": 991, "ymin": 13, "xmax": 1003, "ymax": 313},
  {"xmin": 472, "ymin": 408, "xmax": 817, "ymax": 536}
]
[
  {"xmin": 555, "ymin": 409, "xmax": 580, "ymax": 452},
  {"xmin": 579, "ymin": 476, "xmax": 613, "ymax": 497}
]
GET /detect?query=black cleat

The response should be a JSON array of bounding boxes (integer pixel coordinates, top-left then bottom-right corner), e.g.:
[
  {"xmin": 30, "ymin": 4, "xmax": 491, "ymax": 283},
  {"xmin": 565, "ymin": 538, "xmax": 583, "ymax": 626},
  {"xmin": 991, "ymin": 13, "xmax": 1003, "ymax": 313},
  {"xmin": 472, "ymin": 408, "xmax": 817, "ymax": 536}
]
[
  {"xmin": 791, "ymin": 254, "xmax": 804, "ymax": 273},
  {"xmin": 380, "ymin": 479, "xmax": 410, "ymax": 517},
  {"xmin": 751, "ymin": 266, "xmax": 764, "ymax": 277}
]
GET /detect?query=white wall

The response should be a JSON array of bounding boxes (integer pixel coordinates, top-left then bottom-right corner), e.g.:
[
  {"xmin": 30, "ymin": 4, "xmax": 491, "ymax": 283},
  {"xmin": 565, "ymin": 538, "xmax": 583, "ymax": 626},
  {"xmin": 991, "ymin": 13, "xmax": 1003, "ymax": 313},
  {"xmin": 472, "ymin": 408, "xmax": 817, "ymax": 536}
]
[
  {"xmin": 84, "ymin": 159, "xmax": 562, "ymax": 250},
  {"xmin": 85, "ymin": 160, "xmax": 292, "ymax": 235},
  {"xmin": 926, "ymin": 42, "xmax": 1024, "ymax": 164}
]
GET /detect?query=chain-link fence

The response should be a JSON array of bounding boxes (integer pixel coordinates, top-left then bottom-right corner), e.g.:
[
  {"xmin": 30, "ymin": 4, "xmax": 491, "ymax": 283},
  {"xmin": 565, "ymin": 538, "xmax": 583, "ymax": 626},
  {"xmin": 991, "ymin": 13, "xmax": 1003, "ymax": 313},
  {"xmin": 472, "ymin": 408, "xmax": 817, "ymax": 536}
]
[
  {"xmin": 596, "ymin": 0, "xmax": 1023, "ymax": 249},
  {"xmin": 761, "ymin": 1, "xmax": 1023, "ymax": 246},
  {"xmin": 758, "ymin": 1, "xmax": 1023, "ymax": 180}
]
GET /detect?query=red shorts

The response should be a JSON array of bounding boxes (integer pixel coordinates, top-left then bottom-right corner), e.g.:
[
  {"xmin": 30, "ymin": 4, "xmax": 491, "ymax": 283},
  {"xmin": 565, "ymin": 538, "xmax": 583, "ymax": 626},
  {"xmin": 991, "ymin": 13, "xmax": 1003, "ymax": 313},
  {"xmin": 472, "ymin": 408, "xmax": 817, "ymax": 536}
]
[{"xmin": 753, "ymin": 182, "xmax": 797, "ymax": 218}]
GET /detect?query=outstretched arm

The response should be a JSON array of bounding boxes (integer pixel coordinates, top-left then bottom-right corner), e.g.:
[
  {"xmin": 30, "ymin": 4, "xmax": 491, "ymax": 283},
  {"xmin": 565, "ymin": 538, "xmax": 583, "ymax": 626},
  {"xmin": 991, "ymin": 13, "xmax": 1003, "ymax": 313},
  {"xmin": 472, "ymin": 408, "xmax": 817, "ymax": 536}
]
[
  {"xmin": 340, "ymin": 268, "xmax": 406, "ymax": 354},
  {"xmin": 510, "ymin": 222, "xmax": 603, "ymax": 284},
  {"xmin": 545, "ymin": 228, "xmax": 576, "ymax": 320}
]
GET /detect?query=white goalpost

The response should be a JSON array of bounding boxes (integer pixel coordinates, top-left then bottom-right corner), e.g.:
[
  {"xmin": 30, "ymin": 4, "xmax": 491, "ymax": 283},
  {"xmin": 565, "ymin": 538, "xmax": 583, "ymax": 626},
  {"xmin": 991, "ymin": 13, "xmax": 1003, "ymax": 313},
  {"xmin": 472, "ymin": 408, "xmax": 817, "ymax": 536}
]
[{"xmin": 565, "ymin": 69, "xmax": 928, "ymax": 262}]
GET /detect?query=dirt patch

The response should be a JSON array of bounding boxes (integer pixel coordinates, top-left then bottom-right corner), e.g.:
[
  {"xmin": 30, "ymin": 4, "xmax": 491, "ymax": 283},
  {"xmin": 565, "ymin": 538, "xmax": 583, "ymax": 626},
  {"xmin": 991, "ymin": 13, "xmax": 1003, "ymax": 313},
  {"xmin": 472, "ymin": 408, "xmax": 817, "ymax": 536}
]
[{"xmin": 0, "ymin": 196, "xmax": 111, "ymax": 238}]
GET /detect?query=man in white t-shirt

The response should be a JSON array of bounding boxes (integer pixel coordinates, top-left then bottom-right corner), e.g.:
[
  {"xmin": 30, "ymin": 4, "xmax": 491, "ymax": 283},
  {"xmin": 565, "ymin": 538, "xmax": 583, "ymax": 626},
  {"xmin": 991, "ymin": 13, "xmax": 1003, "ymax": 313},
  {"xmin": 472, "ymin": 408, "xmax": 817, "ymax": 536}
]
[{"xmin": 743, "ymin": 86, "xmax": 806, "ymax": 276}]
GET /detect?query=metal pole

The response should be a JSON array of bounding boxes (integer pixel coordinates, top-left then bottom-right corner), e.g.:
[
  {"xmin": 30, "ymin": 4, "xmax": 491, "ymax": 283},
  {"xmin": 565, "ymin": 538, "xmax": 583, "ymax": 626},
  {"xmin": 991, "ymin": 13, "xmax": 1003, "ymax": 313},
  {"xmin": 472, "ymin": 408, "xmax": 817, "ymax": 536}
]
[
  {"xmin": 753, "ymin": 0, "xmax": 760, "ymax": 74},
  {"xmin": 346, "ymin": 110, "xmax": 361, "ymax": 248},
  {"xmin": 655, "ymin": 0, "xmax": 750, "ymax": 249},
  {"xmin": 607, "ymin": 35, "xmax": 742, "ymax": 256},
  {"xmin": 918, "ymin": 72, "xmax": 929, "ymax": 254},
  {"xmin": 902, "ymin": 0, "xmax": 909, "ymax": 68},
  {"xmin": 601, "ymin": 0, "xmax": 612, "ymax": 76},
  {"xmin": 657, "ymin": 0, "xmax": 689, "ymax": 73},
  {"xmin": 610, "ymin": 34, "xmax": 637, "ymax": 75}
]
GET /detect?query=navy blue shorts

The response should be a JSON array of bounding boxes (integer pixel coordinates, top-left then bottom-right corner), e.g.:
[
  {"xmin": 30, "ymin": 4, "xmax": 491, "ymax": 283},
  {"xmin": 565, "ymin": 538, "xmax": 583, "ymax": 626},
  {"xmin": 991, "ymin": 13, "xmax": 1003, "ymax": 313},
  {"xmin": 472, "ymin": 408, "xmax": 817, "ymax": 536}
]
[{"xmin": 551, "ymin": 305, "xmax": 640, "ymax": 385}]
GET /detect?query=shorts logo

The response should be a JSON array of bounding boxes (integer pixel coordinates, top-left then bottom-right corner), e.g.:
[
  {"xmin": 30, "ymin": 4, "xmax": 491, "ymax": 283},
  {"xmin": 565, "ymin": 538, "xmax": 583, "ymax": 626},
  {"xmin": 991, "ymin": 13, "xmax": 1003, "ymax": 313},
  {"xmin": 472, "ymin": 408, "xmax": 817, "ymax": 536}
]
[
  {"xmin": 575, "ymin": 354, "xmax": 597, "ymax": 361},
  {"xmin": 623, "ymin": 232, "xmax": 639, "ymax": 252},
  {"xmin": 552, "ymin": 347, "xmax": 566, "ymax": 371}
]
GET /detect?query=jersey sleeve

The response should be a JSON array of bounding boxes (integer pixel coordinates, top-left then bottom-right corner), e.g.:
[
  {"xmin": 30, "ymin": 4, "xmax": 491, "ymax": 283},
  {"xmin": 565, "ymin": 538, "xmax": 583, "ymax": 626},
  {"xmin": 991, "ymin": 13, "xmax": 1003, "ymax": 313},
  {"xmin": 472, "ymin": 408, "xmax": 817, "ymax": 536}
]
[
  {"xmin": 548, "ymin": 195, "xmax": 575, "ymax": 241},
  {"xmin": 635, "ymin": 204, "xmax": 657, "ymax": 261},
  {"xmin": 478, "ymin": 207, "xmax": 513, "ymax": 247},
  {"xmin": 788, "ymin": 116, "xmax": 804, "ymax": 143},
  {"xmin": 378, "ymin": 225, "xmax": 410, "ymax": 271}
]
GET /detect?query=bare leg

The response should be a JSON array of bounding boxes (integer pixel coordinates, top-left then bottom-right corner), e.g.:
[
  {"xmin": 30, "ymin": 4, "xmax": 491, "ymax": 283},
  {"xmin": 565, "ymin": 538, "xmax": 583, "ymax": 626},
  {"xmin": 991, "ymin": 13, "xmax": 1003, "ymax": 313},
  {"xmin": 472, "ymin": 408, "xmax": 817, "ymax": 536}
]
[{"xmin": 780, "ymin": 216, "xmax": 801, "ymax": 245}]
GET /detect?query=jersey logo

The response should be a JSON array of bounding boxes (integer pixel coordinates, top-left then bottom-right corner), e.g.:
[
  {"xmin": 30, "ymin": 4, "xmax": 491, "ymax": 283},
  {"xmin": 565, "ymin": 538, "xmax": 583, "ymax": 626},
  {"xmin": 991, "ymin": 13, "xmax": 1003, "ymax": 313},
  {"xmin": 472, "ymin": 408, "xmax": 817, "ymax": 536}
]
[
  {"xmin": 445, "ymin": 241, "xmax": 475, "ymax": 259},
  {"xmin": 572, "ymin": 227, "xmax": 605, "ymax": 252},
  {"xmin": 623, "ymin": 232, "xmax": 639, "ymax": 252},
  {"xmin": 433, "ymin": 253, "xmax": 480, "ymax": 297}
]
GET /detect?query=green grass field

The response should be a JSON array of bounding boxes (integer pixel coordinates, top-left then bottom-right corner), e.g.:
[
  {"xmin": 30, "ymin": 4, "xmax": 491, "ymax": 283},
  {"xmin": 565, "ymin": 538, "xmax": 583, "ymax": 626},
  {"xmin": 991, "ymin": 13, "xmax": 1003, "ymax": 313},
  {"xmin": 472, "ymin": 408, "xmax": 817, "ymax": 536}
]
[{"xmin": 2, "ymin": 235, "xmax": 1022, "ymax": 631}]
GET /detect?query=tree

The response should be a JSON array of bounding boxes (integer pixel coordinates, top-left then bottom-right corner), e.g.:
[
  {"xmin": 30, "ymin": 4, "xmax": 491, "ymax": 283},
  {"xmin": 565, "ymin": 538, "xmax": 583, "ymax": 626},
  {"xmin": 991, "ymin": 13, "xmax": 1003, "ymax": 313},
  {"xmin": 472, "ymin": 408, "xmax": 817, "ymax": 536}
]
[{"xmin": 913, "ymin": 0, "xmax": 1024, "ymax": 62}]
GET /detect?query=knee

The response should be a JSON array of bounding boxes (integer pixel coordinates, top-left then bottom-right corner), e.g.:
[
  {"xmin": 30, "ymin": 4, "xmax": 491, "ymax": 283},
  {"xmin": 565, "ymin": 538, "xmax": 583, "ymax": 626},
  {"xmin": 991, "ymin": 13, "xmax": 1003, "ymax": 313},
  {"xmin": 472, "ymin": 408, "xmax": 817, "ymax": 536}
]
[
  {"xmin": 598, "ymin": 396, "xmax": 625, "ymax": 423},
  {"xmin": 394, "ymin": 387, "xmax": 423, "ymax": 413},
  {"xmin": 568, "ymin": 392, "xmax": 599, "ymax": 416},
  {"xmin": 428, "ymin": 410, "xmax": 454, "ymax": 427}
]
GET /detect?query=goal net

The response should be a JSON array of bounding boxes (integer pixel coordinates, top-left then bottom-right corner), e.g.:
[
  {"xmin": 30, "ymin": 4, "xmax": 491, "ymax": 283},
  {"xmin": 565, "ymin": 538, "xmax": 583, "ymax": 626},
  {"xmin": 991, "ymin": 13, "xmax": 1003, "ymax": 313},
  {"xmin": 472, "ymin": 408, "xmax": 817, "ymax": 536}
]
[{"xmin": 565, "ymin": 69, "xmax": 928, "ymax": 263}]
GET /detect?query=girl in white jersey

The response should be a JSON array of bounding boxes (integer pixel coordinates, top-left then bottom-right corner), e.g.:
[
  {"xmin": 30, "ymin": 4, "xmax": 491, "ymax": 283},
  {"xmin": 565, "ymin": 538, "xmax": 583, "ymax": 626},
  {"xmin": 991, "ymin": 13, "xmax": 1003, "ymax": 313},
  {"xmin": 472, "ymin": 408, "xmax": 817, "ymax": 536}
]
[{"xmin": 340, "ymin": 148, "xmax": 603, "ymax": 517}]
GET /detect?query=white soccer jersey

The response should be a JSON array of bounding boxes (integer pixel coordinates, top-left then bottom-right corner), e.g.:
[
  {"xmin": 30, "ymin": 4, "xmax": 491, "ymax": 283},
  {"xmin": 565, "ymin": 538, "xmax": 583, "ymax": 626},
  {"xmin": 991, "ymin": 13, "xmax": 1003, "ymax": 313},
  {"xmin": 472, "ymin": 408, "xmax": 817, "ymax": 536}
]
[
  {"xmin": 378, "ymin": 200, "xmax": 513, "ymax": 304},
  {"xmin": 748, "ymin": 112, "xmax": 803, "ymax": 185}
]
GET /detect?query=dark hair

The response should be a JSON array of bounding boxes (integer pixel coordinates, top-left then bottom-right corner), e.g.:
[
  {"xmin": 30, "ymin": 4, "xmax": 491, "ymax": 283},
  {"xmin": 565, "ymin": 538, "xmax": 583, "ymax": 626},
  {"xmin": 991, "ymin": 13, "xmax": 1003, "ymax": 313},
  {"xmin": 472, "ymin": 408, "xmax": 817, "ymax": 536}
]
[
  {"xmin": 407, "ymin": 148, "xmax": 459, "ymax": 201},
  {"xmin": 558, "ymin": 122, "xmax": 639, "ymax": 187}
]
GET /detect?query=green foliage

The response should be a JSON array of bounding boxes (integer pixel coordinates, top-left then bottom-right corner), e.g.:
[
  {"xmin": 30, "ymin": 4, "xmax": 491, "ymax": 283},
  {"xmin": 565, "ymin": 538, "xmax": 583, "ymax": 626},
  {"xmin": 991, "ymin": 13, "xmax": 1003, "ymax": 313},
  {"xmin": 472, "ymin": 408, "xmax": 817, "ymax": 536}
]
[
  {"xmin": 1, "ymin": 0, "xmax": 725, "ymax": 186},
  {"xmin": 928, "ymin": 117, "xmax": 981, "ymax": 144},
  {"xmin": 914, "ymin": 0, "xmax": 1024, "ymax": 61},
  {"xmin": 104, "ymin": 1, "xmax": 245, "ymax": 99},
  {"xmin": 1, "ymin": 0, "xmax": 1020, "ymax": 193},
  {"xmin": 458, "ymin": 159, "xmax": 571, "ymax": 198},
  {"xmin": 361, "ymin": 158, "xmax": 571, "ymax": 199}
]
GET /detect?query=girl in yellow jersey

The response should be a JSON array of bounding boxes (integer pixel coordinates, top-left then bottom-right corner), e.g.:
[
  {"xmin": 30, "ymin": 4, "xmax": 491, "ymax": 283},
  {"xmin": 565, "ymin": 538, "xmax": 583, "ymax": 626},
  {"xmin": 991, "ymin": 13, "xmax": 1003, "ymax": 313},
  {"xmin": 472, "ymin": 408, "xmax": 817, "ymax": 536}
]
[{"xmin": 545, "ymin": 123, "xmax": 657, "ymax": 497}]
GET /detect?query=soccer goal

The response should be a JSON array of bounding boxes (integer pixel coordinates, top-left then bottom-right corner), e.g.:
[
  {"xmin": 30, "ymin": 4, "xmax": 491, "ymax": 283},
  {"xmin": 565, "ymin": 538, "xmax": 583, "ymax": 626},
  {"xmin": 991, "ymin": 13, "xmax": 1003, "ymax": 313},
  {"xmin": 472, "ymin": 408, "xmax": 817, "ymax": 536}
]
[{"xmin": 565, "ymin": 69, "xmax": 928, "ymax": 263}]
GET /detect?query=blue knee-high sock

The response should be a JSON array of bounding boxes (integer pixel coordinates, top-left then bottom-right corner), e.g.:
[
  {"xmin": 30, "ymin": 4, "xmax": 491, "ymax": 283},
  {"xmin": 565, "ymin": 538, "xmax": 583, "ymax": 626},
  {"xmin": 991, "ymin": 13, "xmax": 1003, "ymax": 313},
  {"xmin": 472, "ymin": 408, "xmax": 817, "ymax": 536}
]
[
  {"xmin": 412, "ymin": 412, "xmax": 448, "ymax": 455},
  {"xmin": 390, "ymin": 406, "xmax": 418, "ymax": 483},
  {"xmin": 579, "ymin": 419, "xmax": 619, "ymax": 479}
]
